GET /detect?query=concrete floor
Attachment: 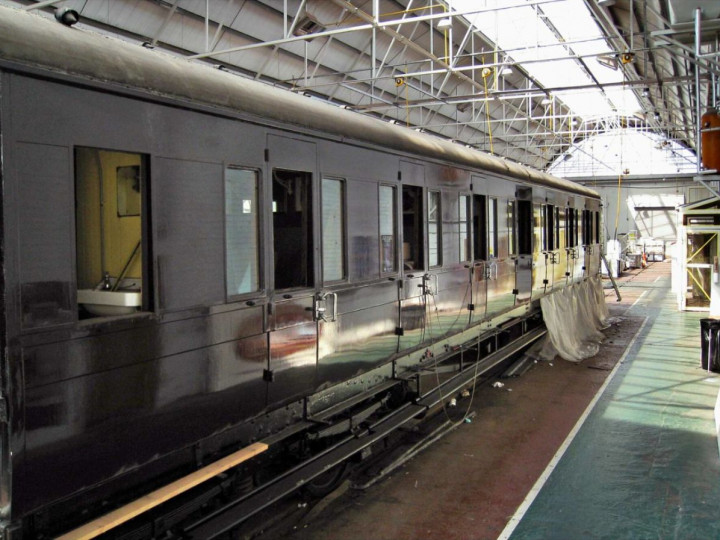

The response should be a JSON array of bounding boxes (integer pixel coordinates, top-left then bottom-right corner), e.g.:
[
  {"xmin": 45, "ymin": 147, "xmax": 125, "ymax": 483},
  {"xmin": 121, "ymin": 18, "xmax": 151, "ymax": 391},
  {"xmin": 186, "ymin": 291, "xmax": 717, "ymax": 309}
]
[
  {"xmin": 508, "ymin": 263, "xmax": 720, "ymax": 539},
  {"xmin": 273, "ymin": 262, "xmax": 720, "ymax": 540}
]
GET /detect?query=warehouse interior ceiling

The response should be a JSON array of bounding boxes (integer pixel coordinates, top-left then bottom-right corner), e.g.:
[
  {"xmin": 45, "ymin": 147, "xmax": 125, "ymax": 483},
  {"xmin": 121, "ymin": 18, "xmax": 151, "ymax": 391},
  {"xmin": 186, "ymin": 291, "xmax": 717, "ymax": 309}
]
[{"xmin": 7, "ymin": 0, "xmax": 720, "ymax": 176}]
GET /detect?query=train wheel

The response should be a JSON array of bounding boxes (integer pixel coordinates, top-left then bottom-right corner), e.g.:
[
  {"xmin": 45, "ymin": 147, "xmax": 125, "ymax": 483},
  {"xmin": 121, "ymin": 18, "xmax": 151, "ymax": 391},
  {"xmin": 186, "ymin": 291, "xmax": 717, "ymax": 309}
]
[{"xmin": 303, "ymin": 460, "xmax": 350, "ymax": 497}]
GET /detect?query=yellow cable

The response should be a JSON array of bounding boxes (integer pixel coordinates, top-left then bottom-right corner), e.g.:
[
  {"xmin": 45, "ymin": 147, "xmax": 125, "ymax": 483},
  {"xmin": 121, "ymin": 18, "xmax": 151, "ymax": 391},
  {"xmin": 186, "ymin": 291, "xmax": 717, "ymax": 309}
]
[
  {"xmin": 444, "ymin": 27, "xmax": 449, "ymax": 62},
  {"xmin": 482, "ymin": 68, "xmax": 494, "ymax": 154},
  {"xmin": 395, "ymin": 76, "xmax": 409, "ymax": 127},
  {"xmin": 405, "ymin": 79, "xmax": 409, "ymax": 127}
]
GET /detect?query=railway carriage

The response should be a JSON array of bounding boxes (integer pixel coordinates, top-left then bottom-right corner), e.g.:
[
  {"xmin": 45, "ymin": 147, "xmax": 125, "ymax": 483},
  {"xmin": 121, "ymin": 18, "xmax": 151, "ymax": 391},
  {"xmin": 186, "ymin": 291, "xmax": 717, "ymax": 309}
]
[{"xmin": 0, "ymin": 6, "xmax": 601, "ymax": 538}]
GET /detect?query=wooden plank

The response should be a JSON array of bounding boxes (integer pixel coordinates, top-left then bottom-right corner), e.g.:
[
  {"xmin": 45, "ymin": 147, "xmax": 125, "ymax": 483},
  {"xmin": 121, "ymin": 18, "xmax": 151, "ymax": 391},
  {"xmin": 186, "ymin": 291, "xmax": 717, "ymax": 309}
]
[{"xmin": 56, "ymin": 442, "xmax": 269, "ymax": 540}]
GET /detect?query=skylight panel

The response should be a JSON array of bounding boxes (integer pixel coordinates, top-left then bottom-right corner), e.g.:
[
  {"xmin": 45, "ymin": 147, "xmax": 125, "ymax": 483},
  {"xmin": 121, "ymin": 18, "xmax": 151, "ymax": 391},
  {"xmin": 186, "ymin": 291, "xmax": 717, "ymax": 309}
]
[
  {"xmin": 451, "ymin": 0, "xmax": 641, "ymax": 118},
  {"xmin": 548, "ymin": 130, "xmax": 697, "ymax": 177}
]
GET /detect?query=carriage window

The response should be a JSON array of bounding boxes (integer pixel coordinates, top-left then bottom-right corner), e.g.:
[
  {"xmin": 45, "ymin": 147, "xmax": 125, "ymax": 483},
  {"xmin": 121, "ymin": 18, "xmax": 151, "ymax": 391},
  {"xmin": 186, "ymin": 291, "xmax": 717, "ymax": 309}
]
[
  {"xmin": 459, "ymin": 195, "xmax": 471, "ymax": 262},
  {"xmin": 508, "ymin": 200, "xmax": 516, "ymax": 256},
  {"xmin": 428, "ymin": 191, "xmax": 442, "ymax": 267},
  {"xmin": 273, "ymin": 169, "xmax": 313, "ymax": 289},
  {"xmin": 380, "ymin": 185, "xmax": 397, "ymax": 273},
  {"xmin": 566, "ymin": 208, "xmax": 576, "ymax": 248},
  {"xmin": 583, "ymin": 210, "xmax": 592, "ymax": 245},
  {"xmin": 575, "ymin": 209, "xmax": 581, "ymax": 247},
  {"xmin": 554, "ymin": 206, "xmax": 561, "ymax": 249},
  {"xmin": 225, "ymin": 168, "xmax": 260, "ymax": 297},
  {"xmin": 322, "ymin": 178, "xmax": 345, "ymax": 282},
  {"xmin": 517, "ymin": 200, "xmax": 533, "ymax": 255},
  {"xmin": 487, "ymin": 197, "xmax": 497, "ymax": 258},
  {"xmin": 546, "ymin": 204, "xmax": 555, "ymax": 251},
  {"xmin": 402, "ymin": 185, "xmax": 424, "ymax": 270},
  {"xmin": 535, "ymin": 204, "xmax": 546, "ymax": 252},
  {"xmin": 473, "ymin": 195, "xmax": 488, "ymax": 260},
  {"xmin": 75, "ymin": 147, "xmax": 148, "ymax": 319},
  {"xmin": 595, "ymin": 211, "xmax": 601, "ymax": 243}
]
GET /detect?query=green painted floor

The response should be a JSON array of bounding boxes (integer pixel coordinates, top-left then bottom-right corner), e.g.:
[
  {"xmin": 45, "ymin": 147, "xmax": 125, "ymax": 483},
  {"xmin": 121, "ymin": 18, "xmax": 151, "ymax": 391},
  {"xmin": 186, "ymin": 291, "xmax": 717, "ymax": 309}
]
[{"xmin": 509, "ymin": 275, "xmax": 720, "ymax": 539}]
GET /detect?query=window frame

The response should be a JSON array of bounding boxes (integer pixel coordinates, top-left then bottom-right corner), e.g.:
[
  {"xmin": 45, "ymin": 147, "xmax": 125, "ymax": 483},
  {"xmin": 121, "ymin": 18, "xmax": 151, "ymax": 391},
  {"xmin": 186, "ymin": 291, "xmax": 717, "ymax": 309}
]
[
  {"xmin": 473, "ymin": 194, "xmax": 489, "ymax": 261},
  {"xmin": 271, "ymin": 168, "xmax": 315, "ymax": 291},
  {"xmin": 379, "ymin": 183, "xmax": 399, "ymax": 276},
  {"xmin": 516, "ymin": 199, "xmax": 533, "ymax": 255},
  {"xmin": 74, "ymin": 146, "xmax": 153, "ymax": 320},
  {"xmin": 545, "ymin": 204, "xmax": 555, "ymax": 251},
  {"xmin": 225, "ymin": 166, "xmax": 263, "ymax": 301},
  {"xmin": 575, "ymin": 208, "xmax": 580, "ymax": 247},
  {"xmin": 402, "ymin": 184, "xmax": 425, "ymax": 272},
  {"xmin": 459, "ymin": 193, "xmax": 472, "ymax": 263},
  {"xmin": 320, "ymin": 176, "xmax": 348, "ymax": 284},
  {"xmin": 554, "ymin": 206, "xmax": 561, "ymax": 250},
  {"xmin": 566, "ymin": 207, "xmax": 576, "ymax": 248},
  {"xmin": 582, "ymin": 209, "xmax": 591, "ymax": 246},
  {"xmin": 508, "ymin": 199, "xmax": 517, "ymax": 256},
  {"xmin": 427, "ymin": 189, "xmax": 442, "ymax": 268},
  {"xmin": 487, "ymin": 197, "xmax": 498, "ymax": 259}
]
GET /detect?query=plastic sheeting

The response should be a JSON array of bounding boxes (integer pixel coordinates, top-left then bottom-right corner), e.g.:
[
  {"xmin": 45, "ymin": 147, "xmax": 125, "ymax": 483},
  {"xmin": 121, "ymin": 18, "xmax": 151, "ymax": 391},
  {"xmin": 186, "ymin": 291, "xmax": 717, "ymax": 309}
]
[{"xmin": 540, "ymin": 277, "xmax": 609, "ymax": 362}]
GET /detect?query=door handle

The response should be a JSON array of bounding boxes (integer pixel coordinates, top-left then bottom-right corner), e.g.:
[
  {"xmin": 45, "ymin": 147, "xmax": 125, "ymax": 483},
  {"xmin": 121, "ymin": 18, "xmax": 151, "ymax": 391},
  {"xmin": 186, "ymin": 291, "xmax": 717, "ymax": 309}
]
[
  {"xmin": 327, "ymin": 292, "xmax": 338, "ymax": 322},
  {"xmin": 490, "ymin": 262, "xmax": 498, "ymax": 280},
  {"xmin": 315, "ymin": 291, "xmax": 338, "ymax": 322},
  {"xmin": 422, "ymin": 274, "xmax": 439, "ymax": 295}
]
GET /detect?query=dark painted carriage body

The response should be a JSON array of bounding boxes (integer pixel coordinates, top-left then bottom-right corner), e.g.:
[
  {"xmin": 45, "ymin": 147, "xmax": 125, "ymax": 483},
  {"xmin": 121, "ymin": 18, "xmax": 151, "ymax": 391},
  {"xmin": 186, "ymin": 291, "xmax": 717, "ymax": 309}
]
[{"xmin": 0, "ymin": 6, "xmax": 601, "ymax": 535}]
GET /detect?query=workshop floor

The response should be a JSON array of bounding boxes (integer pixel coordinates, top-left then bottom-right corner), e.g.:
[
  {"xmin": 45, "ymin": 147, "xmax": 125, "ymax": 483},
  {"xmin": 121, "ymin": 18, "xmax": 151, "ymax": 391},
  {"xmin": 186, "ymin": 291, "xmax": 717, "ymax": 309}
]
[{"xmin": 276, "ymin": 262, "xmax": 720, "ymax": 540}]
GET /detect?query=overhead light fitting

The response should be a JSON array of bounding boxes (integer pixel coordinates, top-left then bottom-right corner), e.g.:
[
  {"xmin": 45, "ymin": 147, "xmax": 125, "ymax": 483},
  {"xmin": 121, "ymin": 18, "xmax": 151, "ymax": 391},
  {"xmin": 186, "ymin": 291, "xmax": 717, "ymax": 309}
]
[
  {"xmin": 597, "ymin": 0, "xmax": 616, "ymax": 7},
  {"xmin": 292, "ymin": 14, "xmax": 326, "ymax": 38},
  {"xmin": 437, "ymin": 17, "xmax": 452, "ymax": 29},
  {"xmin": 500, "ymin": 66, "xmax": 513, "ymax": 76},
  {"xmin": 596, "ymin": 54, "xmax": 618, "ymax": 70},
  {"xmin": 55, "ymin": 7, "xmax": 79, "ymax": 26},
  {"xmin": 642, "ymin": 87, "xmax": 650, "ymax": 97},
  {"xmin": 620, "ymin": 51, "xmax": 635, "ymax": 64},
  {"xmin": 541, "ymin": 95, "xmax": 552, "ymax": 105}
]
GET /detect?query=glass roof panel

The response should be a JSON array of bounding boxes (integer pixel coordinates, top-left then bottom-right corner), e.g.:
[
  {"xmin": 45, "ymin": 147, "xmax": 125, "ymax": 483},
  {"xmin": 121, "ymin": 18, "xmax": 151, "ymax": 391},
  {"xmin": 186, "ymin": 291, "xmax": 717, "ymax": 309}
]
[
  {"xmin": 452, "ymin": 0, "xmax": 642, "ymax": 118},
  {"xmin": 548, "ymin": 130, "xmax": 698, "ymax": 177}
]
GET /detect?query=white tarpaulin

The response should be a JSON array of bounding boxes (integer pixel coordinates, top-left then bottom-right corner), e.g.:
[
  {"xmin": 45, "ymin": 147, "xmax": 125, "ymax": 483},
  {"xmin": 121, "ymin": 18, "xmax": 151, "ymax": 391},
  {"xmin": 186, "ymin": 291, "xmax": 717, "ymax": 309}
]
[{"xmin": 540, "ymin": 277, "xmax": 609, "ymax": 362}]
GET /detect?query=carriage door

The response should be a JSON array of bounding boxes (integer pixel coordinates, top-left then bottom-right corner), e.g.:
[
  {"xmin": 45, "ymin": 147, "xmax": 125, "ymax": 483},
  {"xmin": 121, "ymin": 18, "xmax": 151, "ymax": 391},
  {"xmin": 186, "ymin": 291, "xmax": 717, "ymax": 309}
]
[
  {"xmin": 515, "ymin": 191, "xmax": 533, "ymax": 303},
  {"xmin": 582, "ymin": 209, "xmax": 592, "ymax": 276},
  {"xmin": 531, "ymin": 202, "xmax": 548, "ymax": 298},
  {"xmin": 486, "ymin": 196, "xmax": 516, "ymax": 315},
  {"xmin": 470, "ymin": 176, "xmax": 488, "ymax": 323},
  {"xmin": 266, "ymin": 135, "xmax": 319, "ymax": 405},
  {"xmin": 550, "ymin": 206, "xmax": 562, "ymax": 288},
  {"xmin": 398, "ymin": 162, "xmax": 427, "ymax": 350},
  {"xmin": 565, "ymin": 207, "xmax": 578, "ymax": 282}
]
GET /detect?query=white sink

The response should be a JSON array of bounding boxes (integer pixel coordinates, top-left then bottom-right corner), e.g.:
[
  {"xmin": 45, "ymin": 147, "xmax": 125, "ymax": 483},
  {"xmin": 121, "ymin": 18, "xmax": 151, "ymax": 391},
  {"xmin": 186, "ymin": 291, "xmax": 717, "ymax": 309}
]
[{"xmin": 77, "ymin": 289, "xmax": 141, "ymax": 316}]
